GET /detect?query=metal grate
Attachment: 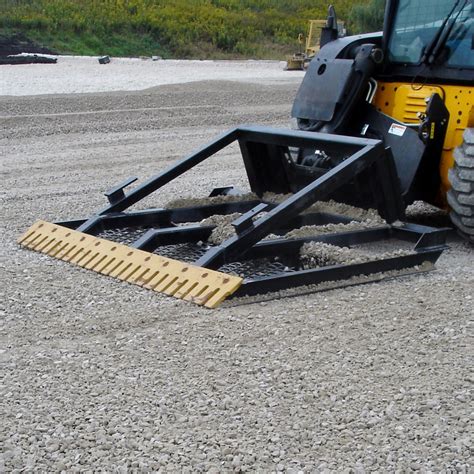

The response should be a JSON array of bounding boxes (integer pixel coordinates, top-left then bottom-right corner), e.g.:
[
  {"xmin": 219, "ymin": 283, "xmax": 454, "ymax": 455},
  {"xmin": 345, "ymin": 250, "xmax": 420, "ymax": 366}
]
[
  {"xmin": 153, "ymin": 242, "xmax": 208, "ymax": 263},
  {"xmin": 96, "ymin": 226, "xmax": 296, "ymax": 279},
  {"xmin": 153, "ymin": 242, "xmax": 297, "ymax": 279},
  {"xmin": 220, "ymin": 259, "xmax": 296, "ymax": 279},
  {"xmin": 98, "ymin": 226, "xmax": 153, "ymax": 245}
]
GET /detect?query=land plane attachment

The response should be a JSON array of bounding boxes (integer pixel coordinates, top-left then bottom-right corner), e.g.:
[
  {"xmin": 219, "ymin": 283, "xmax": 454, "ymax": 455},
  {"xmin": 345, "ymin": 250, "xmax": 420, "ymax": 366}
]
[{"xmin": 18, "ymin": 126, "xmax": 449, "ymax": 308}]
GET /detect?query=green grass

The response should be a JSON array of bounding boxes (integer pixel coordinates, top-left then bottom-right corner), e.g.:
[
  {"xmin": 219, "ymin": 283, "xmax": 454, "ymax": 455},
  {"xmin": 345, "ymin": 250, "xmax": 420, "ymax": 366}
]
[
  {"xmin": 22, "ymin": 29, "xmax": 171, "ymax": 57},
  {"xmin": 0, "ymin": 0, "xmax": 378, "ymax": 59}
]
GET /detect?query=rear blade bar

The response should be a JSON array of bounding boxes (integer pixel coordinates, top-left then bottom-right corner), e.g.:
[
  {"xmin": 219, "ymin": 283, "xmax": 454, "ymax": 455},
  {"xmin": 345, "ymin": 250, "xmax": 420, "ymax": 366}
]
[{"xmin": 18, "ymin": 220, "xmax": 243, "ymax": 309}]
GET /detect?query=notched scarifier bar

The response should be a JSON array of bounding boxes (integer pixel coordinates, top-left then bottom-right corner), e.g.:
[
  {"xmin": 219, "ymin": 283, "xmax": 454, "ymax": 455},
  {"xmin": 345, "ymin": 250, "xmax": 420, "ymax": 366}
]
[{"xmin": 18, "ymin": 220, "xmax": 243, "ymax": 308}]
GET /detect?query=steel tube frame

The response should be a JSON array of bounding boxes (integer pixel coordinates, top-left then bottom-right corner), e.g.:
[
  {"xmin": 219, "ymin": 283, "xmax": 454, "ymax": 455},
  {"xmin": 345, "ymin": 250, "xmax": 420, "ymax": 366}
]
[
  {"xmin": 195, "ymin": 141, "xmax": 399, "ymax": 269},
  {"xmin": 234, "ymin": 248, "xmax": 444, "ymax": 298},
  {"xmin": 77, "ymin": 126, "xmax": 391, "ymax": 232},
  {"xmin": 59, "ymin": 125, "xmax": 448, "ymax": 301}
]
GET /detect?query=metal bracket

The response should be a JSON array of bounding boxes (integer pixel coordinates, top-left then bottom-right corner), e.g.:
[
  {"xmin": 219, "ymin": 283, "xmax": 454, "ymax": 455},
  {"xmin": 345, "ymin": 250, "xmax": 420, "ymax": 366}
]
[
  {"xmin": 232, "ymin": 203, "xmax": 269, "ymax": 234},
  {"xmin": 104, "ymin": 177, "xmax": 138, "ymax": 205},
  {"xmin": 209, "ymin": 186, "xmax": 238, "ymax": 197}
]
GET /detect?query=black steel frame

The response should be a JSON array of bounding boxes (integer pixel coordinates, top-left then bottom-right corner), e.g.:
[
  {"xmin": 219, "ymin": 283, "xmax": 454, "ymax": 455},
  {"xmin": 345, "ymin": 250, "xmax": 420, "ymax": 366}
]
[{"xmin": 57, "ymin": 126, "xmax": 448, "ymax": 299}]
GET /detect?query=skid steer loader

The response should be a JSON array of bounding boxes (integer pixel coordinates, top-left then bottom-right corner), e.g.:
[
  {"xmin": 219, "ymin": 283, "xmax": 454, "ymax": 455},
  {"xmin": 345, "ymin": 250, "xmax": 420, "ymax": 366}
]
[{"xmin": 19, "ymin": 0, "xmax": 473, "ymax": 308}]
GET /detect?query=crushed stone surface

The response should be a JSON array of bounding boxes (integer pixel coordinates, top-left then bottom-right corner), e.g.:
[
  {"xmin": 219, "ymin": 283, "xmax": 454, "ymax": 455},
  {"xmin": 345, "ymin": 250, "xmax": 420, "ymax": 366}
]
[
  {"xmin": 1, "ymin": 72, "xmax": 473, "ymax": 472},
  {"xmin": 263, "ymin": 194, "xmax": 387, "ymax": 224},
  {"xmin": 167, "ymin": 193, "xmax": 258, "ymax": 209},
  {"xmin": 192, "ymin": 203, "xmax": 384, "ymax": 245},
  {"xmin": 1, "ymin": 56, "xmax": 303, "ymax": 96},
  {"xmin": 285, "ymin": 220, "xmax": 387, "ymax": 240},
  {"xmin": 174, "ymin": 193, "xmax": 386, "ymax": 245},
  {"xmin": 300, "ymin": 242, "xmax": 413, "ymax": 268},
  {"xmin": 308, "ymin": 200, "xmax": 386, "ymax": 224}
]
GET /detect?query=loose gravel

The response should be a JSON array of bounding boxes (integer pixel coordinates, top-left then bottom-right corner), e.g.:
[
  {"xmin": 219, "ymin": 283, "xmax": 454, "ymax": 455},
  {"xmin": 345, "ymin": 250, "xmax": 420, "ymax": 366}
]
[
  {"xmin": 1, "ymin": 65, "xmax": 473, "ymax": 472},
  {"xmin": 167, "ymin": 193, "xmax": 258, "ymax": 209},
  {"xmin": 1, "ymin": 56, "xmax": 303, "ymax": 96},
  {"xmin": 300, "ymin": 242, "xmax": 413, "ymax": 268},
  {"xmin": 200, "ymin": 212, "xmax": 243, "ymax": 245}
]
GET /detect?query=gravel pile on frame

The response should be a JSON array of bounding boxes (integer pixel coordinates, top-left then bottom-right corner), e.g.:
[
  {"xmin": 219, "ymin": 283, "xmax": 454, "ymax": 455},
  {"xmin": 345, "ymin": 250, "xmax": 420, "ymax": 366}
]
[
  {"xmin": 200, "ymin": 212, "xmax": 242, "ymax": 244},
  {"xmin": 167, "ymin": 193, "xmax": 257, "ymax": 209},
  {"xmin": 300, "ymin": 241, "xmax": 413, "ymax": 268}
]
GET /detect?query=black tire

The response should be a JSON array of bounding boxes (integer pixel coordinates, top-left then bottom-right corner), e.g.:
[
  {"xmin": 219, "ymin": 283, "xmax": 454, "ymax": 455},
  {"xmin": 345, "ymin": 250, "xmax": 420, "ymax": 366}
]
[{"xmin": 448, "ymin": 127, "xmax": 474, "ymax": 243}]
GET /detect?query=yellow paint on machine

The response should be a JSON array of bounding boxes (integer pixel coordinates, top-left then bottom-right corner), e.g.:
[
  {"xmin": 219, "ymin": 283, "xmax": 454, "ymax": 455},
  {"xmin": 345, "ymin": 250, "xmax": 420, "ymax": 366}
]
[
  {"xmin": 18, "ymin": 220, "xmax": 243, "ymax": 308},
  {"xmin": 373, "ymin": 82, "xmax": 473, "ymax": 207}
]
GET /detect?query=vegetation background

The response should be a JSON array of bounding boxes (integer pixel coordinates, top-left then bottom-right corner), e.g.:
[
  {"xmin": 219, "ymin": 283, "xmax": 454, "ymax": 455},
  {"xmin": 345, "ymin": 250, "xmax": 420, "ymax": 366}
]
[{"xmin": 0, "ymin": 0, "xmax": 385, "ymax": 58}]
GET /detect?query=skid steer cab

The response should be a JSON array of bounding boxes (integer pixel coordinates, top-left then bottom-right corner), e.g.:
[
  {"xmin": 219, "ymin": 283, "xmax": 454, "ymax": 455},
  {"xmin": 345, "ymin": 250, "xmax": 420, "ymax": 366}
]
[{"xmin": 19, "ymin": 0, "xmax": 473, "ymax": 308}]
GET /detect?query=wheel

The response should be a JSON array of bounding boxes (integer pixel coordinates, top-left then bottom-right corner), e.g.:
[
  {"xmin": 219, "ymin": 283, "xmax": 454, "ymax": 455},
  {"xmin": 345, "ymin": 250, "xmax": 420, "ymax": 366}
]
[{"xmin": 447, "ymin": 127, "xmax": 474, "ymax": 243}]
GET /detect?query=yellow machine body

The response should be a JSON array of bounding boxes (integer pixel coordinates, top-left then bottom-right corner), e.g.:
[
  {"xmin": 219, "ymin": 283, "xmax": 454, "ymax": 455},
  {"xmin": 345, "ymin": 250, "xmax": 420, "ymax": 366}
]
[
  {"xmin": 373, "ymin": 82, "xmax": 474, "ymax": 206},
  {"xmin": 286, "ymin": 19, "xmax": 345, "ymax": 71}
]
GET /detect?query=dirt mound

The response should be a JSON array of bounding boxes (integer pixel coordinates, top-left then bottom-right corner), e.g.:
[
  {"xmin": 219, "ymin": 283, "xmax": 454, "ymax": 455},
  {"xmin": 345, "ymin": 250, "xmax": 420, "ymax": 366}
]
[{"xmin": 0, "ymin": 33, "xmax": 56, "ymax": 57}]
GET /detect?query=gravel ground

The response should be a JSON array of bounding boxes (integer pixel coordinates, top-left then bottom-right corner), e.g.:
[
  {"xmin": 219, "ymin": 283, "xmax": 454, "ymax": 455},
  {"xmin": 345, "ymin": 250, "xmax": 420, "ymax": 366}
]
[
  {"xmin": 1, "ymin": 63, "xmax": 473, "ymax": 472},
  {"xmin": 0, "ymin": 56, "xmax": 302, "ymax": 96}
]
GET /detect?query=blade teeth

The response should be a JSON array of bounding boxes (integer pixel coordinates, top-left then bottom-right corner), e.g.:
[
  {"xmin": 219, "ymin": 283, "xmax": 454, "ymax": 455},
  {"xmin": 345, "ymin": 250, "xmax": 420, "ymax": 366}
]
[
  {"xmin": 111, "ymin": 262, "xmax": 133, "ymax": 279},
  {"xmin": 102, "ymin": 259, "xmax": 123, "ymax": 276},
  {"xmin": 205, "ymin": 290, "xmax": 231, "ymax": 309},
  {"xmin": 151, "ymin": 274, "xmax": 170, "ymax": 291},
  {"xmin": 47, "ymin": 241, "xmax": 66, "ymax": 256},
  {"xmin": 18, "ymin": 221, "xmax": 45, "ymax": 245},
  {"xmin": 49, "ymin": 241, "xmax": 70, "ymax": 257},
  {"xmin": 41, "ymin": 237, "xmax": 61, "ymax": 253},
  {"xmin": 197, "ymin": 288, "xmax": 220, "ymax": 306},
  {"xmin": 63, "ymin": 246, "xmax": 82, "ymax": 262},
  {"xmin": 184, "ymin": 284, "xmax": 209, "ymax": 302},
  {"xmin": 173, "ymin": 281, "xmax": 198, "ymax": 299},
  {"xmin": 142, "ymin": 271, "xmax": 164, "ymax": 289},
  {"xmin": 27, "ymin": 234, "xmax": 46, "ymax": 247},
  {"xmin": 131, "ymin": 268, "xmax": 151, "ymax": 285},
  {"xmin": 85, "ymin": 254, "xmax": 108, "ymax": 271},
  {"xmin": 82, "ymin": 252, "xmax": 100, "ymax": 268},
  {"xmin": 88, "ymin": 255, "xmax": 108, "ymax": 271},
  {"xmin": 18, "ymin": 229, "xmax": 38, "ymax": 245},
  {"xmin": 122, "ymin": 265, "xmax": 142, "ymax": 282},
  {"xmin": 96, "ymin": 256, "xmax": 116, "ymax": 274},
  {"xmin": 72, "ymin": 249, "xmax": 92, "ymax": 265},
  {"xmin": 164, "ymin": 279, "xmax": 189, "ymax": 296},
  {"xmin": 155, "ymin": 276, "xmax": 178, "ymax": 293},
  {"xmin": 18, "ymin": 221, "xmax": 242, "ymax": 308},
  {"xmin": 30, "ymin": 234, "xmax": 50, "ymax": 251},
  {"xmin": 41, "ymin": 238, "xmax": 62, "ymax": 254}
]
